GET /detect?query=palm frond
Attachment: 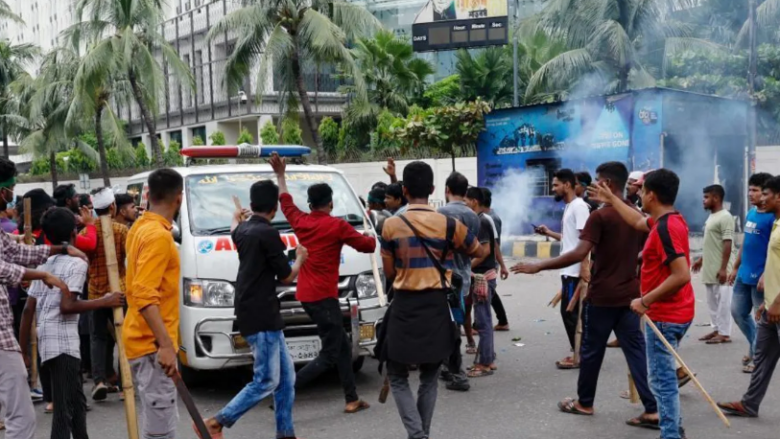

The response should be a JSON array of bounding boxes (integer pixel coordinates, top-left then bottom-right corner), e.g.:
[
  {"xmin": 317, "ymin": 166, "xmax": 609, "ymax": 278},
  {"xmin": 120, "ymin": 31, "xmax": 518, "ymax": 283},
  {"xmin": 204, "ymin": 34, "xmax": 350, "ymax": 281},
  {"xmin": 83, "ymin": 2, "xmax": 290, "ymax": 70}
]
[{"xmin": 525, "ymin": 48, "xmax": 593, "ymax": 100}]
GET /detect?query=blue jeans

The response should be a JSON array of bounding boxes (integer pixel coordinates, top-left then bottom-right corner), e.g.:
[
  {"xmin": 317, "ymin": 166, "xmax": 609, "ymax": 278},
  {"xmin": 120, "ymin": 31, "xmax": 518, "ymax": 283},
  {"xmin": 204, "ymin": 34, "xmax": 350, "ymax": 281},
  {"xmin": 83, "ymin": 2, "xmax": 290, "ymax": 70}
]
[
  {"xmin": 731, "ymin": 279, "xmax": 764, "ymax": 359},
  {"xmin": 474, "ymin": 279, "xmax": 495, "ymax": 366},
  {"xmin": 646, "ymin": 321, "xmax": 691, "ymax": 439},
  {"xmin": 215, "ymin": 331, "xmax": 296, "ymax": 438}
]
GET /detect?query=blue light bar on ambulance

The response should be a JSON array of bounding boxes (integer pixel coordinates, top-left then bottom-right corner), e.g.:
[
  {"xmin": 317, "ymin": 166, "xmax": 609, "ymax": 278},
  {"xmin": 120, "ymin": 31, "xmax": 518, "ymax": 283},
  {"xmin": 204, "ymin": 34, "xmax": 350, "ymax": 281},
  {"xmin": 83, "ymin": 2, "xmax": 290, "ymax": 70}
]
[{"xmin": 180, "ymin": 144, "xmax": 311, "ymax": 159}]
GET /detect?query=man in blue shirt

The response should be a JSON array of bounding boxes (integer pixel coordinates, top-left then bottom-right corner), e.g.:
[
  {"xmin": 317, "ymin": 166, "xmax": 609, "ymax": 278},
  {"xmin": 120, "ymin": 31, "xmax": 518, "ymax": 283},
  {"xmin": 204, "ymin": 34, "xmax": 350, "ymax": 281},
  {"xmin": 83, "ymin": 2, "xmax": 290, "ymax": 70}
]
[
  {"xmin": 729, "ymin": 173, "xmax": 775, "ymax": 373},
  {"xmin": 438, "ymin": 172, "xmax": 480, "ymax": 391}
]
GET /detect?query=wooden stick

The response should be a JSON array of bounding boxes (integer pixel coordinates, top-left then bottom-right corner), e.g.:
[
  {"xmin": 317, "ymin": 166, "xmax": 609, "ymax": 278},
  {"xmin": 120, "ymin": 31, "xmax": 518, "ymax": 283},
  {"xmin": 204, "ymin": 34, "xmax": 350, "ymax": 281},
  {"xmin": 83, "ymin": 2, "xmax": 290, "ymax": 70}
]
[
  {"xmin": 572, "ymin": 284, "xmax": 584, "ymax": 365},
  {"xmin": 23, "ymin": 198, "xmax": 38, "ymax": 389},
  {"xmin": 363, "ymin": 214, "xmax": 387, "ymax": 307},
  {"xmin": 642, "ymin": 315, "xmax": 731, "ymax": 428},
  {"xmin": 99, "ymin": 215, "xmax": 139, "ymax": 439},
  {"xmin": 628, "ymin": 372, "xmax": 640, "ymax": 404},
  {"xmin": 548, "ymin": 289, "xmax": 562, "ymax": 308}
]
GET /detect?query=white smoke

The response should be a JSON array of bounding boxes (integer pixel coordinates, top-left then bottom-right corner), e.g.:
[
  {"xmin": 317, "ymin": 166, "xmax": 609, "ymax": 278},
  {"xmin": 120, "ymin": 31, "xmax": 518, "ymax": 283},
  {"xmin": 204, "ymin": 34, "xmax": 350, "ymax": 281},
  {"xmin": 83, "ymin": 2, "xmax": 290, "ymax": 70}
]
[{"xmin": 491, "ymin": 167, "xmax": 545, "ymax": 238}]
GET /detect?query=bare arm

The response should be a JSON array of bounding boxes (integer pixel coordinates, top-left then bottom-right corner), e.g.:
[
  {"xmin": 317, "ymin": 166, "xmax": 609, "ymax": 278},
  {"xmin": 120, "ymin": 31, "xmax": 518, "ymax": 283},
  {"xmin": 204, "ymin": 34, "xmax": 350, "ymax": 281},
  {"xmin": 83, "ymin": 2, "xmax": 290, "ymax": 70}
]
[
  {"xmin": 471, "ymin": 242, "xmax": 490, "ymax": 268},
  {"xmin": 270, "ymin": 153, "xmax": 289, "ymax": 194},
  {"xmin": 588, "ymin": 182, "xmax": 649, "ymax": 232},
  {"xmin": 60, "ymin": 291, "xmax": 125, "ymax": 315},
  {"xmin": 139, "ymin": 305, "xmax": 177, "ymax": 376},
  {"xmin": 512, "ymin": 240, "xmax": 594, "ymax": 274},
  {"xmin": 642, "ymin": 257, "xmax": 691, "ymax": 306},
  {"xmin": 19, "ymin": 297, "xmax": 36, "ymax": 366},
  {"xmin": 279, "ymin": 246, "xmax": 307, "ymax": 284}
]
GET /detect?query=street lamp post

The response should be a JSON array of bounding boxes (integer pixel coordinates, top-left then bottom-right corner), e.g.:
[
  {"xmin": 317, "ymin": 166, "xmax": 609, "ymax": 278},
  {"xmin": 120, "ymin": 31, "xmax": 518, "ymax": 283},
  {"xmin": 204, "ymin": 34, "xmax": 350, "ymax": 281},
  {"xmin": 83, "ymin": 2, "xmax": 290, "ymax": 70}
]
[{"xmin": 238, "ymin": 90, "xmax": 248, "ymax": 135}]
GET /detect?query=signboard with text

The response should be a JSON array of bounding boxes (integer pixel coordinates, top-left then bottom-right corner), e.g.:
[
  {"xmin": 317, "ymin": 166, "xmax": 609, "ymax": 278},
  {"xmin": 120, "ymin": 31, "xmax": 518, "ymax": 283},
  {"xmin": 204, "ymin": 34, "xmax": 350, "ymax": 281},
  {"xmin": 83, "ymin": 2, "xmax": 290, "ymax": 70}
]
[{"xmin": 412, "ymin": 0, "xmax": 509, "ymax": 52}]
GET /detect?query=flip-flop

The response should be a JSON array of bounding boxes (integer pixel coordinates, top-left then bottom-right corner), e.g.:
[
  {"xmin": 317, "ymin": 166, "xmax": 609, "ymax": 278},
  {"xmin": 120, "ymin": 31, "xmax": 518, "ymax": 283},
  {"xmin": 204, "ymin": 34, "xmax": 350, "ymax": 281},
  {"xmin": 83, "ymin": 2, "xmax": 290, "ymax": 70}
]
[
  {"xmin": 717, "ymin": 402, "xmax": 758, "ymax": 418},
  {"xmin": 494, "ymin": 324, "xmax": 510, "ymax": 331},
  {"xmin": 345, "ymin": 400, "xmax": 370, "ymax": 414},
  {"xmin": 743, "ymin": 364, "xmax": 755, "ymax": 374},
  {"xmin": 626, "ymin": 416, "xmax": 660, "ymax": 430},
  {"xmin": 706, "ymin": 337, "xmax": 732, "ymax": 344},
  {"xmin": 192, "ymin": 421, "xmax": 224, "ymax": 439},
  {"xmin": 556, "ymin": 357, "xmax": 579, "ymax": 370},
  {"xmin": 742, "ymin": 356, "xmax": 752, "ymax": 366},
  {"xmin": 557, "ymin": 398, "xmax": 593, "ymax": 416},
  {"xmin": 699, "ymin": 332, "xmax": 718, "ymax": 341},
  {"xmin": 465, "ymin": 344, "xmax": 477, "ymax": 355}
]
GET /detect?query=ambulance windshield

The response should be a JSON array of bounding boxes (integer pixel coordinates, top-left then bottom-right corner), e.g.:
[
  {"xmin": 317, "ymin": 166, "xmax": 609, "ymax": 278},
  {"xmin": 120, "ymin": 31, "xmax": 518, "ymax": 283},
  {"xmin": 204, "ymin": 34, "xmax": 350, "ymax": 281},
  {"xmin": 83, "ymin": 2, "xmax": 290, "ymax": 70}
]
[{"xmin": 186, "ymin": 171, "xmax": 365, "ymax": 235}]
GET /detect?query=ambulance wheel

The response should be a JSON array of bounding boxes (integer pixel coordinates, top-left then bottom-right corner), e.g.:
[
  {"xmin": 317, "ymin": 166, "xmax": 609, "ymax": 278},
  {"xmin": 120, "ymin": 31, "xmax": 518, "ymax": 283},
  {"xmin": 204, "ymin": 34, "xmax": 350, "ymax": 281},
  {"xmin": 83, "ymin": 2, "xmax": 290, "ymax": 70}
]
[
  {"xmin": 352, "ymin": 356, "xmax": 365, "ymax": 373},
  {"xmin": 178, "ymin": 361, "xmax": 203, "ymax": 387}
]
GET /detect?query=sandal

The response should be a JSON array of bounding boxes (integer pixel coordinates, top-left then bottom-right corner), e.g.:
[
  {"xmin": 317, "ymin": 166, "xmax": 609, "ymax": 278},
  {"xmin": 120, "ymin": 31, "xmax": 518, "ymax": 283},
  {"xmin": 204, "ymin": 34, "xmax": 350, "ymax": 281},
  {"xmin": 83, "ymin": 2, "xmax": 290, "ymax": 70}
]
[
  {"xmin": 467, "ymin": 367, "xmax": 493, "ymax": 378},
  {"xmin": 345, "ymin": 400, "xmax": 370, "ymax": 414},
  {"xmin": 717, "ymin": 401, "xmax": 757, "ymax": 418},
  {"xmin": 743, "ymin": 364, "xmax": 755, "ymax": 374},
  {"xmin": 699, "ymin": 331, "xmax": 718, "ymax": 341},
  {"xmin": 706, "ymin": 336, "xmax": 732, "ymax": 344},
  {"xmin": 494, "ymin": 324, "xmax": 510, "ymax": 331},
  {"xmin": 555, "ymin": 356, "xmax": 579, "ymax": 370},
  {"xmin": 742, "ymin": 356, "xmax": 752, "ymax": 366},
  {"xmin": 626, "ymin": 415, "xmax": 660, "ymax": 430},
  {"xmin": 465, "ymin": 344, "xmax": 477, "ymax": 355},
  {"xmin": 557, "ymin": 398, "xmax": 593, "ymax": 416}
]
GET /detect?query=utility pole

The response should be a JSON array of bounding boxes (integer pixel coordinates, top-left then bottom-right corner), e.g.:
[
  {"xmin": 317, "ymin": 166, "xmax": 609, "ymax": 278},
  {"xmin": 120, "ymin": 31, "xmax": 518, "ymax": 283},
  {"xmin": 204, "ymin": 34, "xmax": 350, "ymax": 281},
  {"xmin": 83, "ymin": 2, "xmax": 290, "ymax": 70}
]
[
  {"xmin": 748, "ymin": 0, "xmax": 758, "ymax": 175},
  {"xmin": 512, "ymin": 0, "xmax": 519, "ymax": 107}
]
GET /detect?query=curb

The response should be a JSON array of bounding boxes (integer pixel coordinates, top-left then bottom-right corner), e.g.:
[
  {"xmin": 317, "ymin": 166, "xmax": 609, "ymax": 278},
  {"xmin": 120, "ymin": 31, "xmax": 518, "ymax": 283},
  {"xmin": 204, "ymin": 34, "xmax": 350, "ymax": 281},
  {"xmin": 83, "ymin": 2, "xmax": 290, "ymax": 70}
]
[{"xmin": 501, "ymin": 240, "xmax": 561, "ymax": 259}]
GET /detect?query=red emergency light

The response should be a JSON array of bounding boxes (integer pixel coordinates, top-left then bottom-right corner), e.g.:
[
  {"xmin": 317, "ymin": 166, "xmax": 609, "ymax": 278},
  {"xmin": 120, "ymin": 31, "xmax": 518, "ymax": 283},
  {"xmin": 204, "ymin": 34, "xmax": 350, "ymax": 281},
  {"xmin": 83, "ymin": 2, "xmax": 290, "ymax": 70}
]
[{"xmin": 180, "ymin": 144, "xmax": 311, "ymax": 159}]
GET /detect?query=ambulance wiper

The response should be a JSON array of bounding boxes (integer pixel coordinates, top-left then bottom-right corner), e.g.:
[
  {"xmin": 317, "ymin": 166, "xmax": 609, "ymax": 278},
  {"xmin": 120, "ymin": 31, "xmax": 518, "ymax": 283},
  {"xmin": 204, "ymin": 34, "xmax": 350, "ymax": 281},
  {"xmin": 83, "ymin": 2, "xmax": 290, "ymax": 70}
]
[{"xmin": 200, "ymin": 227, "xmax": 232, "ymax": 235}]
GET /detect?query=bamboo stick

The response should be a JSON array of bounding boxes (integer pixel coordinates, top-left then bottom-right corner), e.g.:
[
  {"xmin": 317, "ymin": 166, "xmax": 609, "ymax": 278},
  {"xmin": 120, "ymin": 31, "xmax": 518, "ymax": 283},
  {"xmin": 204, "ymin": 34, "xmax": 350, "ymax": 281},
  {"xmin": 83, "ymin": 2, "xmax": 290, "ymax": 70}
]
[
  {"xmin": 628, "ymin": 373, "xmax": 640, "ymax": 404},
  {"xmin": 99, "ymin": 215, "xmax": 139, "ymax": 439},
  {"xmin": 642, "ymin": 315, "xmax": 730, "ymax": 428},
  {"xmin": 23, "ymin": 198, "xmax": 38, "ymax": 389},
  {"xmin": 363, "ymin": 214, "xmax": 387, "ymax": 307}
]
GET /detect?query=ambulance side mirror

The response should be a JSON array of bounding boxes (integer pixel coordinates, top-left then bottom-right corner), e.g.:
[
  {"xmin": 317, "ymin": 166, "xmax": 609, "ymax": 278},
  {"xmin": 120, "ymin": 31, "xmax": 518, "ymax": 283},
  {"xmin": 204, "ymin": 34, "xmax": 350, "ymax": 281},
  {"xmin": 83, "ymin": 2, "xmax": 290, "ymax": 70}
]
[{"xmin": 171, "ymin": 224, "xmax": 181, "ymax": 243}]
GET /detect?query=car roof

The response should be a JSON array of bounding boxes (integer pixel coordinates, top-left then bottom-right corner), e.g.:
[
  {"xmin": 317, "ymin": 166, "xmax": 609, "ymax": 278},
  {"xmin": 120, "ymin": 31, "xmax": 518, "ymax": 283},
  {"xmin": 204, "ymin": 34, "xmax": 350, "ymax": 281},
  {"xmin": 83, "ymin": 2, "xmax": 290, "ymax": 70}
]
[{"xmin": 126, "ymin": 163, "xmax": 343, "ymax": 183}]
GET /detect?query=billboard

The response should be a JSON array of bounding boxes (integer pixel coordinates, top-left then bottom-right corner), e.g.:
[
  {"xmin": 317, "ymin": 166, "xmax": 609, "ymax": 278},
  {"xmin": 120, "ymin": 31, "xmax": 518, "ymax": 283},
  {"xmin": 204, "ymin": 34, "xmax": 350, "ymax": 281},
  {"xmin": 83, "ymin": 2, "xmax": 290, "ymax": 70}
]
[{"xmin": 412, "ymin": 0, "xmax": 509, "ymax": 52}]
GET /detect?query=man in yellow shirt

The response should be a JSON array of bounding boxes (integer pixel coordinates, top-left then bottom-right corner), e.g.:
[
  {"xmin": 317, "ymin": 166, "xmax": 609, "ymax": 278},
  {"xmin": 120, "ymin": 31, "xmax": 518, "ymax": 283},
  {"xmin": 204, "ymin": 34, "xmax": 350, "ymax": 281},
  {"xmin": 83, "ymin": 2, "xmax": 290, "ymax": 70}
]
[
  {"xmin": 718, "ymin": 175, "xmax": 780, "ymax": 418},
  {"xmin": 123, "ymin": 169, "xmax": 183, "ymax": 439}
]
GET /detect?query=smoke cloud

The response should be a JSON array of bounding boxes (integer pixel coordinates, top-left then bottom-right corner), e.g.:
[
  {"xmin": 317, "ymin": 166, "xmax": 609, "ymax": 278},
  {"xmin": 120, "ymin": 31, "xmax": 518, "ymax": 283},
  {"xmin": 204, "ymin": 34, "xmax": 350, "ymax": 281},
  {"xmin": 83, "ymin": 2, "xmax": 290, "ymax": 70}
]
[{"xmin": 491, "ymin": 167, "xmax": 546, "ymax": 238}]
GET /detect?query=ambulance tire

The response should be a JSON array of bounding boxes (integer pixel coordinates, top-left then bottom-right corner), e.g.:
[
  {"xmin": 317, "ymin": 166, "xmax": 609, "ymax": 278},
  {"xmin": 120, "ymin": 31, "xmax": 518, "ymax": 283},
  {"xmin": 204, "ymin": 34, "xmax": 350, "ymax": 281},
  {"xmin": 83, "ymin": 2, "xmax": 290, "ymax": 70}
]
[
  {"xmin": 178, "ymin": 360, "xmax": 203, "ymax": 387},
  {"xmin": 352, "ymin": 356, "xmax": 365, "ymax": 373}
]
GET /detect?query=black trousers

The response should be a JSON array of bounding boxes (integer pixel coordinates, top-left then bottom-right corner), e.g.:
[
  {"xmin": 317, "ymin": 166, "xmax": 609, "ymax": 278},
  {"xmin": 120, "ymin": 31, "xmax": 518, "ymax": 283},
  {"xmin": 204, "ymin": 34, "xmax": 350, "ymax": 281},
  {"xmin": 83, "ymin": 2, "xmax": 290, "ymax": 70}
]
[
  {"xmin": 296, "ymin": 298, "xmax": 358, "ymax": 403},
  {"xmin": 560, "ymin": 276, "xmax": 580, "ymax": 350},
  {"xmin": 90, "ymin": 308, "xmax": 118, "ymax": 386},
  {"xmin": 577, "ymin": 303, "xmax": 657, "ymax": 413},
  {"xmin": 46, "ymin": 354, "xmax": 89, "ymax": 439},
  {"xmin": 445, "ymin": 328, "xmax": 467, "ymax": 384},
  {"xmin": 37, "ymin": 351, "xmax": 53, "ymax": 403},
  {"xmin": 491, "ymin": 293, "xmax": 508, "ymax": 326}
]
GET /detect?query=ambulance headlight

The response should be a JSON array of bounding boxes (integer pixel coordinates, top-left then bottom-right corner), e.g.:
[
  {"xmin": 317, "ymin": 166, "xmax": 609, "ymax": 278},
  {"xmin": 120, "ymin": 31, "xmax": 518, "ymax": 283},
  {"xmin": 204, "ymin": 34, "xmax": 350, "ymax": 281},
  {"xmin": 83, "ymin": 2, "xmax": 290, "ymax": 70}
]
[
  {"xmin": 355, "ymin": 272, "xmax": 382, "ymax": 299},
  {"xmin": 184, "ymin": 279, "xmax": 235, "ymax": 307}
]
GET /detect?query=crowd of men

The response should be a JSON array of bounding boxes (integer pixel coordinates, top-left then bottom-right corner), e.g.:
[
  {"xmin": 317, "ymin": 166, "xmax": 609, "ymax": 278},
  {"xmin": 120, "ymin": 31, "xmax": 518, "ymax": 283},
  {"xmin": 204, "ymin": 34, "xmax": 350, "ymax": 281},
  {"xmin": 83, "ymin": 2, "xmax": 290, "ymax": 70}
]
[{"xmin": 0, "ymin": 151, "xmax": 778, "ymax": 439}]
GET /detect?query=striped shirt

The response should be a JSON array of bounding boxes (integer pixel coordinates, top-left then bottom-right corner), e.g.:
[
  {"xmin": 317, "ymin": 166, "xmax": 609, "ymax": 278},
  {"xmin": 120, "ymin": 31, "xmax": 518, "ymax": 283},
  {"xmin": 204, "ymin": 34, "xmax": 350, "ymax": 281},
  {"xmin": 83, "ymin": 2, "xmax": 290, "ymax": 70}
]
[
  {"xmin": 0, "ymin": 232, "xmax": 50, "ymax": 352},
  {"xmin": 28, "ymin": 255, "xmax": 88, "ymax": 362},
  {"xmin": 381, "ymin": 205, "xmax": 480, "ymax": 291}
]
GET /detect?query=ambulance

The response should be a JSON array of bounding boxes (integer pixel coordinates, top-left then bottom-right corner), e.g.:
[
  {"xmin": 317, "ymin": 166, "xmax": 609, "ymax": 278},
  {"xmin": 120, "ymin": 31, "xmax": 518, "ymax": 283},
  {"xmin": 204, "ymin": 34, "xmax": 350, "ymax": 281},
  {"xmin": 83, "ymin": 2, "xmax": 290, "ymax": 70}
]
[{"xmin": 124, "ymin": 145, "xmax": 386, "ymax": 382}]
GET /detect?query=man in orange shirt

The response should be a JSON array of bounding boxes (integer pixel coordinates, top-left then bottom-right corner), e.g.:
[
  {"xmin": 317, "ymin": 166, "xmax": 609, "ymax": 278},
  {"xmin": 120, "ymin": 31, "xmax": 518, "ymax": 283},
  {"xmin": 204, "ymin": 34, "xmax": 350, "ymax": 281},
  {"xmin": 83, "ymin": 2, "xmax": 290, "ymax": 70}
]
[{"xmin": 123, "ymin": 169, "xmax": 183, "ymax": 439}]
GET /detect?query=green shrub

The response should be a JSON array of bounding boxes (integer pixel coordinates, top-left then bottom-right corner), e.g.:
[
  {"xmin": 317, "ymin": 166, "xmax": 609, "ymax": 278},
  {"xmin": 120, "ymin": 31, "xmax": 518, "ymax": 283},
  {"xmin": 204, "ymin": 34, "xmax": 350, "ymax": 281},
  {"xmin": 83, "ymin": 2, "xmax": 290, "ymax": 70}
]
[
  {"xmin": 135, "ymin": 143, "xmax": 149, "ymax": 167},
  {"xmin": 260, "ymin": 120, "xmax": 279, "ymax": 145},
  {"xmin": 165, "ymin": 140, "xmax": 184, "ymax": 167},
  {"xmin": 281, "ymin": 116, "xmax": 303, "ymax": 145},
  {"xmin": 319, "ymin": 117, "xmax": 339, "ymax": 154},
  {"xmin": 63, "ymin": 148, "xmax": 97, "ymax": 173},
  {"xmin": 208, "ymin": 131, "xmax": 225, "ymax": 146},
  {"xmin": 237, "ymin": 128, "xmax": 254, "ymax": 144},
  {"xmin": 30, "ymin": 158, "xmax": 50, "ymax": 175},
  {"xmin": 192, "ymin": 135, "xmax": 205, "ymax": 146},
  {"xmin": 106, "ymin": 148, "xmax": 124, "ymax": 170}
]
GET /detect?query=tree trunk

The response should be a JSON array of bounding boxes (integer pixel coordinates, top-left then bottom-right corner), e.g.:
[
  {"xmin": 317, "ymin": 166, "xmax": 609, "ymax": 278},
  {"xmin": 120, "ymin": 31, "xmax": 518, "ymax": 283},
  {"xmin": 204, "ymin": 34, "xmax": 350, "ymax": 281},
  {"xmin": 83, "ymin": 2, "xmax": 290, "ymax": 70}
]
[
  {"xmin": 49, "ymin": 151, "xmax": 58, "ymax": 189},
  {"xmin": 2, "ymin": 131, "xmax": 9, "ymax": 159},
  {"xmin": 95, "ymin": 104, "xmax": 111, "ymax": 187},
  {"xmin": 618, "ymin": 66, "xmax": 630, "ymax": 93},
  {"xmin": 451, "ymin": 150, "xmax": 456, "ymax": 172},
  {"xmin": 290, "ymin": 40, "xmax": 326, "ymax": 164},
  {"xmin": 128, "ymin": 70, "xmax": 163, "ymax": 167}
]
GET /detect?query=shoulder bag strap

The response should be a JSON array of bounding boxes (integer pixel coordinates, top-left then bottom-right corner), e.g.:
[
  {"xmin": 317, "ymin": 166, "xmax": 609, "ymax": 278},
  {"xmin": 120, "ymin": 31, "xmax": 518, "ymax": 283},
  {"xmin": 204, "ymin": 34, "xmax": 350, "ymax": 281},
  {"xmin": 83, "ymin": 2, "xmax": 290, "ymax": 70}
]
[{"xmin": 398, "ymin": 214, "xmax": 451, "ymax": 289}]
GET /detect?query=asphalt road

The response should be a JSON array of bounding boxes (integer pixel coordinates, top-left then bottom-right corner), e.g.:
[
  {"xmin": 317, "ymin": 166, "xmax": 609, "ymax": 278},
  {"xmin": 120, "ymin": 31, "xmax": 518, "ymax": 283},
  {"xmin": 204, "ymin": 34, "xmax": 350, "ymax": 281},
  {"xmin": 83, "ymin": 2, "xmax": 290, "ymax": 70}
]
[{"xmin": 9, "ymin": 265, "xmax": 779, "ymax": 439}]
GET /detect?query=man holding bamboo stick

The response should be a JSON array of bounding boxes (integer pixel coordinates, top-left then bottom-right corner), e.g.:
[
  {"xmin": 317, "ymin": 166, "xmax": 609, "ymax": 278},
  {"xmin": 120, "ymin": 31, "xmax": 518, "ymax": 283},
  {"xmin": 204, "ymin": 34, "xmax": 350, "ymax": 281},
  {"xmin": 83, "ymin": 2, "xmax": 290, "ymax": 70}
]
[
  {"xmin": 86, "ymin": 187, "xmax": 129, "ymax": 401},
  {"xmin": 590, "ymin": 168, "xmax": 695, "ymax": 439},
  {"xmin": 718, "ymin": 175, "xmax": 780, "ymax": 418},
  {"xmin": 123, "ymin": 169, "xmax": 183, "ymax": 439},
  {"xmin": 512, "ymin": 162, "xmax": 658, "ymax": 428}
]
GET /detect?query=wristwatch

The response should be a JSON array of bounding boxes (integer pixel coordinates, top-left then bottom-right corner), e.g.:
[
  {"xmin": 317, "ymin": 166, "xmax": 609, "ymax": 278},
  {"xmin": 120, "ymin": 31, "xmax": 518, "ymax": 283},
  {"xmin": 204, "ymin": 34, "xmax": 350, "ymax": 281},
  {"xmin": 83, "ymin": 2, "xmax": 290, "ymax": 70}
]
[{"xmin": 60, "ymin": 243, "xmax": 70, "ymax": 255}]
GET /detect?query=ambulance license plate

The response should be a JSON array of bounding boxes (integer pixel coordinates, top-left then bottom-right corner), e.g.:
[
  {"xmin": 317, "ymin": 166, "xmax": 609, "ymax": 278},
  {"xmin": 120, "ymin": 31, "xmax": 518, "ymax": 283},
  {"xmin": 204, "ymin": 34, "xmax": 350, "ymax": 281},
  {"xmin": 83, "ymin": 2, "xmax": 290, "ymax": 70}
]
[{"xmin": 286, "ymin": 339, "xmax": 321, "ymax": 361}]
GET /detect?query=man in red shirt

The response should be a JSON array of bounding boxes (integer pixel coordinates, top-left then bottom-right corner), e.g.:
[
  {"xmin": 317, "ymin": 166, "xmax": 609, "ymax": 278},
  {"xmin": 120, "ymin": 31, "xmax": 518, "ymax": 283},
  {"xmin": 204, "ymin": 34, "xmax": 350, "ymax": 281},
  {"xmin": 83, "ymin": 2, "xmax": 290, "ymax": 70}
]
[
  {"xmin": 592, "ymin": 169, "xmax": 694, "ymax": 439},
  {"xmin": 270, "ymin": 153, "xmax": 376, "ymax": 414}
]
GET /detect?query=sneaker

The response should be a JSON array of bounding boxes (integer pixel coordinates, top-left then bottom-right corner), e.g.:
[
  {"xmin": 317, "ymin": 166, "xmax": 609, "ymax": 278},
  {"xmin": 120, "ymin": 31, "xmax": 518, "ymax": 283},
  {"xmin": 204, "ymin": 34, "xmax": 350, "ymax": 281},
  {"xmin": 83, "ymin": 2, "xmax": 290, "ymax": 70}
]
[
  {"xmin": 30, "ymin": 389, "xmax": 43, "ymax": 401},
  {"xmin": 92, "ymin": 382, "xmax": 108, "ymax": 401},
  {"xmin": 446, "ymin": 380, "xmax": 471, "ymax": 392},
  {"xmin": 439, "ymin": 371, "xmax": 454, "ymax": 382}
]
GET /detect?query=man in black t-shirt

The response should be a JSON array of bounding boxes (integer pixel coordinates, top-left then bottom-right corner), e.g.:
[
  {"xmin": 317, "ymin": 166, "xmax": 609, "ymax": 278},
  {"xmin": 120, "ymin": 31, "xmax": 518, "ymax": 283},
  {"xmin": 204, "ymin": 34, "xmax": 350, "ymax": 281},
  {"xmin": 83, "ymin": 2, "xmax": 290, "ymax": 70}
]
[{"xmin": 204, "ymin": 181, "xmax": 307, "ymax": 439}]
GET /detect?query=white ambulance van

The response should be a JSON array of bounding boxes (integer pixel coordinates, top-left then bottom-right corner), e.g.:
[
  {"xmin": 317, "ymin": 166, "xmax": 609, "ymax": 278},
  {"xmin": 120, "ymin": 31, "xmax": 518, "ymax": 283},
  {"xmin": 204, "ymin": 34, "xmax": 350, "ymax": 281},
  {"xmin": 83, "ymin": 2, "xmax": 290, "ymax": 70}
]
[{"xmin": 124, "ymin": 152, "xmax": 386, "ymax": 382}]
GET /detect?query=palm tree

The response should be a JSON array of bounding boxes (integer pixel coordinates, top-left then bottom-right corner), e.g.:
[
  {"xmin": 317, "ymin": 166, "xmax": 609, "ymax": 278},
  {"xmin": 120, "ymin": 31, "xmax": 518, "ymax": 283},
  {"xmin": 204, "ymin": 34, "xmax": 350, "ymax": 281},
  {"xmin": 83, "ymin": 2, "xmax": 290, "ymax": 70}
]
[
  {"xmin": 529, "ymin": 0, "xmax": 717, "ymax": 98},
  {"xmin": 65, "ymin": 0, "xmax": 193, "ymax": 167},
  {"xmin": 209, "ymin": 0, "xmax": 380, "ymax": 164},
  {"xmin": 455, "ymin": 47, "xmax": 514, "ymax": 109},
  {"xmin": 15, "ymin": 50, "xmax": 97, "ymax": 188},
  {"xmin": 342, "ymin": 30, "xmax": 434, "ymax": 142},
  {"xmin": 0, "ymin": 0, "xmax": 22, "ymax": 23},
  {"xmin": 0, "ymin": 40, "xmax": 38, "ymax": 158}
]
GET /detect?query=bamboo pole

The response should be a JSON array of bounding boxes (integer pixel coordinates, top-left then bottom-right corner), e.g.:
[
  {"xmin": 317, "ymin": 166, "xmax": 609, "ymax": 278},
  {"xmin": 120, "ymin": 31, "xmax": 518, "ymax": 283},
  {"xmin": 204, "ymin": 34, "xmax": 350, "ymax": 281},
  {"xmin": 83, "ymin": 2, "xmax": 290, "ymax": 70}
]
[
  {"xmin": 23, "ymin": 198, "xmax": 38, "ymax": 389},
  {"xmin": 363, "ymin": 214, "xmax": 387, "ymax": 307},
  {"xmin": 572, "ymin": 283, "xmax": 584, "ymax": 365},
  {"xmin": 628, "ymin": 372, "xmax": 640, "ymax": 404},
  {"xmin": 99, "ymin": 215, "xmax": 139, "ymax": 439},
  {"xmin": 642, "ymin": 315, "xmax": 731, "ymax": 428}
]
